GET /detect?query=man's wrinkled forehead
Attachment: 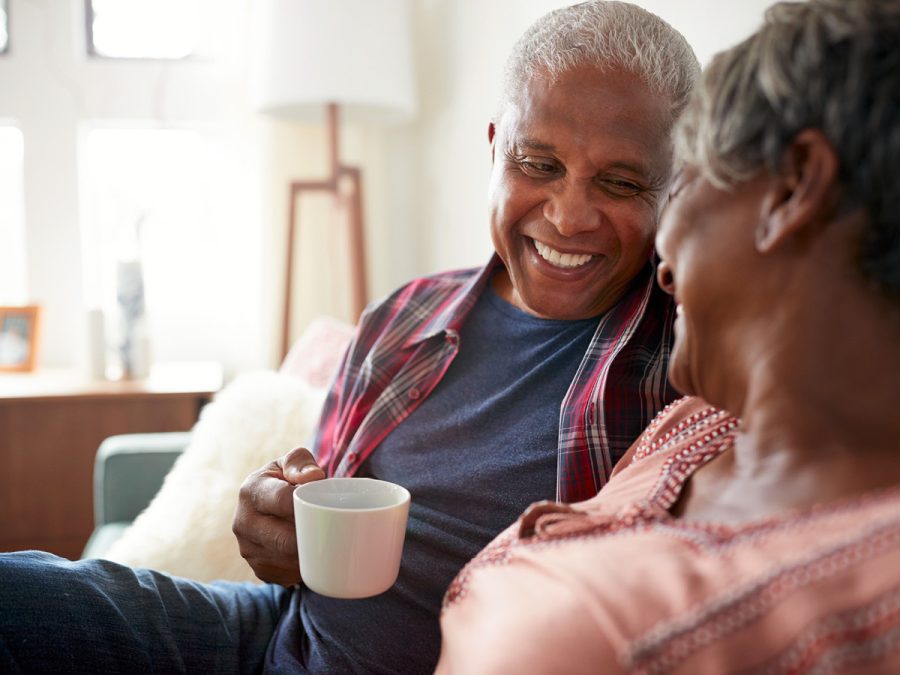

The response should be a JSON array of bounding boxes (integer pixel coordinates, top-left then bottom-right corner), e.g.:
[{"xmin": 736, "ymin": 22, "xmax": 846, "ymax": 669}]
[{"xmin": 498, "ymin": 65, "xmax": 670, "ymax": 129}]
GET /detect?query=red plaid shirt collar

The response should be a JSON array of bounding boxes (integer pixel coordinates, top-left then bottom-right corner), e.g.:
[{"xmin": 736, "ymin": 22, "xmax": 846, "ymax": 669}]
[{"xmin": 399, "ymin": 257, "xmax": 500, "ymax": 348}]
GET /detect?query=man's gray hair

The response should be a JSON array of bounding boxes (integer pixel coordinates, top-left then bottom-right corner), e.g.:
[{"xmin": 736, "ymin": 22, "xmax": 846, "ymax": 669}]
[
  {"xmin": 676, "ymin": 0, "xmax": 900, "ymax": 299},
  {"xmin": 497, "ymin": 1, "xmax": 700, "ymax": 124}
]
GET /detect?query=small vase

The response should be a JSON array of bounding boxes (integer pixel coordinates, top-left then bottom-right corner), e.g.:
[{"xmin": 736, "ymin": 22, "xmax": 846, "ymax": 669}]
[{"xmin": 115, "ymin": 258, "xmax": 150, "ymax": 379}]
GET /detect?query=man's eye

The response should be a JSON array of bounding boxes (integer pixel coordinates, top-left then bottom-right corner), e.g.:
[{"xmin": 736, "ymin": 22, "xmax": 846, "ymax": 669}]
[
  {"xmin": 525, "ymin": 161, "xmax": 554, "ymax": 172},
  {"xmin": 600, "ymin": 178, "xmax": 643, "ymax": 197},
  {"xmin": 522, "ymin": 160, "xmax": 556, "ymax": 174},
  {"xmin": 518, "ymin": 158, "xmax": 559, "ymax": 177}
]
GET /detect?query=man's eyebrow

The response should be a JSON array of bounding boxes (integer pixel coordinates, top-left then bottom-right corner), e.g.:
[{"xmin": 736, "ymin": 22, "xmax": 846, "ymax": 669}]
[
  {"xmin": 607, "ymin": 160, "xmax": 652, "ymax": 177},
  {"xmin": 510, "ymin": 137, "xmax": 557, "ymax": 153}
]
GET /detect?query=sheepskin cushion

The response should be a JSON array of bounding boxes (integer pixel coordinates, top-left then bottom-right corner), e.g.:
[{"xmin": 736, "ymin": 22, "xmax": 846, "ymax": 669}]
[{"xmin": 103, "ymin": 371, "xmax": 327, "ymax": 582}]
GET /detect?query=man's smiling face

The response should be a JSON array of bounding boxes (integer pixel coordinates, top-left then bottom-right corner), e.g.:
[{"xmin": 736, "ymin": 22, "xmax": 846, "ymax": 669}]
[{"xmin": 488, "ymin": 65, "xmax": 674, "ymax": 320}]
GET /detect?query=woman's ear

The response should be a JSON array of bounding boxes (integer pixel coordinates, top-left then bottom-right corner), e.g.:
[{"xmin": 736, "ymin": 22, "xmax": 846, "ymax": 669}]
[{"xmin": 757, "ymin": 129, "xmax": 840, "ymax": 253}]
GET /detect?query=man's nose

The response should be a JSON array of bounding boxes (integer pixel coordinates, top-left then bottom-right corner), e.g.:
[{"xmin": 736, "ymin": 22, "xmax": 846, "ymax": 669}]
[{"xmin": 542, "ymin": 181, "xmax": 602, "ymax": 236}]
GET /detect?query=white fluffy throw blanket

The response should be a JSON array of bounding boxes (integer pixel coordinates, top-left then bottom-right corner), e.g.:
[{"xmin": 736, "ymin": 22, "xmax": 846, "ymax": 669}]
[{"xmin": 104, "ymin": 371, "xmax": 327, "ymax": 583}]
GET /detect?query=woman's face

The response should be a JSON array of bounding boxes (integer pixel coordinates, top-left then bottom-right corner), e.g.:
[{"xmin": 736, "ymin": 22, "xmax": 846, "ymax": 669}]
[{"xmin": 655, "ymin": 166, "xmax": 773, "ymax": 406}]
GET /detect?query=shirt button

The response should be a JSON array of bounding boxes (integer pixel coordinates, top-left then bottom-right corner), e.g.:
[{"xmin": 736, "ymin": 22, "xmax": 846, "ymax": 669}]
[
  {"xmin": 409, "ymin": 387, "xmax": 420, "ymax": 400},
  {"xmin": 346, "ymin": 451, "xmax": 357, "ymax": 463}
]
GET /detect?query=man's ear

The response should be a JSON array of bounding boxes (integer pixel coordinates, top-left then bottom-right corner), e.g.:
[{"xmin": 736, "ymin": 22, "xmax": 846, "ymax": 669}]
[
  {"xmin": 488, "ymin": 122, "xmax": 496, "ymax": 163},
  {"xmin": 757, "ymin": 129, "xmax": 839, "ymax": 253}
]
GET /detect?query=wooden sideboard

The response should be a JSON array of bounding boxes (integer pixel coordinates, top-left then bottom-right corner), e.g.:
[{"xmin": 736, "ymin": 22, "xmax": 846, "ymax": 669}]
[{"xmin": 0, "ymin": 363, "xmax": 223, "ymax": 559}]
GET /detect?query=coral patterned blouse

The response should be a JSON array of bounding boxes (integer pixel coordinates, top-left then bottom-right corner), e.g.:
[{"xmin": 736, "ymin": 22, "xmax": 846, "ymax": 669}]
[{"xmin": 437, "ymin": 397, "xmax": 900, "ymax": 674}]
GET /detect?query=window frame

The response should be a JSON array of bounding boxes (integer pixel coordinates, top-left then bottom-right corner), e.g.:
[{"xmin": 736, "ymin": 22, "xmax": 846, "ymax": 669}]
[
  {"xmin": 0, "ymin": 124, "xmax": 28, "ymax": 305},
  {"xmin": 83, "ymin": 0, "xmax": 95, "ymax": 57},
  {"xmin": 0, "ymin": 0, "xmax": 10, "ymax": 56}
]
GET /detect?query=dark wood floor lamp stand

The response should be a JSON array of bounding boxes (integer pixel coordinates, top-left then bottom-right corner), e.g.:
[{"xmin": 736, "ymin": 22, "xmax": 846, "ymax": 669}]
[{"xmin": 280, "ymin": 103, "xmax": 368, "ymax": 361}]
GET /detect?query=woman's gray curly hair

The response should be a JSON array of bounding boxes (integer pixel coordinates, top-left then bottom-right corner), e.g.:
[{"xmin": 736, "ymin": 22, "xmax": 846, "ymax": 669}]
[
  {"xmin": 676, "ymin": 0, "xmax": 900, "ymax": 299},
  {"xmin": 496, "ymin": 1, "xmax": 700, "ymax": 127}
]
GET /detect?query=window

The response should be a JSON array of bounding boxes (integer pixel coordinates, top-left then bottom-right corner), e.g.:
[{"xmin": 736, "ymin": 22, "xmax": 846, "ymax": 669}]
[
  {"xmin": 85, "ymin": 0, "xmax": 203, "ymax": 59},
  {"xmin": 3, "ymin": 0, "xmax": 255, "ymax": 371},
  {"xmin": 80, "ymin": 126, "xmax": 257, "ymax": 362},
  {"xmin": 0, "ymin": 127, "xmax": 27, "ymax": 304},
  {"xmin": 0, "ymin": 0, "xmax": 8, "ymax": 55}
]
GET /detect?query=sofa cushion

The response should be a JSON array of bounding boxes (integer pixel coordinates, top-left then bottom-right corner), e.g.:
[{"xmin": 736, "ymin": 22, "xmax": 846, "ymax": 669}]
[{"xmin": 94, "ymin": 433, "xmax": 191, "ymax": 525}]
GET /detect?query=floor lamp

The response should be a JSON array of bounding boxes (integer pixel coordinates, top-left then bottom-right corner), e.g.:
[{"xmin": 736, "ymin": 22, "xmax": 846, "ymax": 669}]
[{"xmin": 253, "ymin": 0, "xmax": 417, "ymax": 360}]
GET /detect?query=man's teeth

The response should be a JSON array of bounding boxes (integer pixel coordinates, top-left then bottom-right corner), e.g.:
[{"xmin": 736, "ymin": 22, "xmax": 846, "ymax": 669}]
[{"xmin": 533, "ymin": 240, "xmax": 594, "ymax": 269}]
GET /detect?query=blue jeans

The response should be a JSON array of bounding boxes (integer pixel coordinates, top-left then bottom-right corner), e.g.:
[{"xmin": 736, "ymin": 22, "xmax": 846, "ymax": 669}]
[{"xmin": 0, "ymin": 551, "xmax": 291, "ymax": 674}]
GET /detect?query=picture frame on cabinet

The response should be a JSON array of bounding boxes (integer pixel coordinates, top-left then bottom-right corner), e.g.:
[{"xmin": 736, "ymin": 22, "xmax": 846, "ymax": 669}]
[{"xmin": 0, "ymin": 305, "xmax": 41, "ymax": 372}]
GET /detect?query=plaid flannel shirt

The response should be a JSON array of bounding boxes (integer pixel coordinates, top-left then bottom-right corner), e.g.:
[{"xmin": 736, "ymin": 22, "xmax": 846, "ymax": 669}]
[{"xmin": 312, "ymin": 254, "xmax": 678, "ymax": 503}]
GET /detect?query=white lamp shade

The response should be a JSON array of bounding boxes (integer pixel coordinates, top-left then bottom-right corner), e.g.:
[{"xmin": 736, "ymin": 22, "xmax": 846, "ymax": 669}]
[{"xmin": 253, "ymin": 0, "xmax": 417, "ymax": 126}]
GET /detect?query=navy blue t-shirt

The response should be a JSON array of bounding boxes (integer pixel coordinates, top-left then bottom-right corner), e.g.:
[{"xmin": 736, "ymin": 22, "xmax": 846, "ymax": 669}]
[{"xmin": 268, "ymin": 284, "xmax": 599, "ymax": 674}]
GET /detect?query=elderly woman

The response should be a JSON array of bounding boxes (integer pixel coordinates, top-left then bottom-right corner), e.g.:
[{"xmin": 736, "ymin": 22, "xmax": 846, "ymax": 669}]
[{"xmin": 436, "ymin": 0, "xmax": 900, "ymax": 672}]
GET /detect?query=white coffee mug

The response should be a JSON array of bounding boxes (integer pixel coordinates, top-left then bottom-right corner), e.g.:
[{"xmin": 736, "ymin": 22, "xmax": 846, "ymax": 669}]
[{"xmin": 293, "ymin": 477, "xmax": 411, "ymax": 599}]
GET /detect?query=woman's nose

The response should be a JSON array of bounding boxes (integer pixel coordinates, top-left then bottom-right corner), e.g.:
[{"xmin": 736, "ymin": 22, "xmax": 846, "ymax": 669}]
[{"xmin": 656, "ymin": 260, "xmax": 675, "ymax": 295}]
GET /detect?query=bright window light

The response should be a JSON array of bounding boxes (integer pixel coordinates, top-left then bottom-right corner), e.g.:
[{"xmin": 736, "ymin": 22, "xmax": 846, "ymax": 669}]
[
  {"xmin": 0, "ymin": 0, "xmax": 8, "ymax": 54},
  {"xmin": 0, "ymin": 127, "xmax": 27, "ymax": 304},
  {"xmin": 87, "ymin": 0, "xmax": 202, "ymax": 59},
  {"xmin": 80, "ymin": 126, "xmax": 256, "ymax": 362}
]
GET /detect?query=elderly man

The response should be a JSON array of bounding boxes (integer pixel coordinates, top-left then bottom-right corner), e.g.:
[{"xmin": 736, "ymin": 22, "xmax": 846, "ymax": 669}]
[{"xmin": 0, "ymin": 2, "xmax": 698, "ymax": 673}]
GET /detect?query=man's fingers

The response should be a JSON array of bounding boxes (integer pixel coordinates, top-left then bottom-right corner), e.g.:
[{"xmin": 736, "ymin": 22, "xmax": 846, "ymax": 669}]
[
  {"xmin": 279, "ymin": 447, "xmax": 326, "ymax": 484},
  {"xmin": 238, "ymin": 447, "xmax": 324, "ymax": 520},
  {"xmin": 240, "ymin": 472, "xmax": 297, "ymax": 519},
  {"xmin": 255, "ymin": 515, "xmax": 300, "ymax": 558},
  {"xmin": 236, "ymin": 537, "xmax": 300, "ymax": 586},
  {"xmin": 236, "ymin": 513, "xmax": 298, "ymax": 554},
  {"xmin": 233, "ymin": 516, "xmax": 300, "ymax": 586}
]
